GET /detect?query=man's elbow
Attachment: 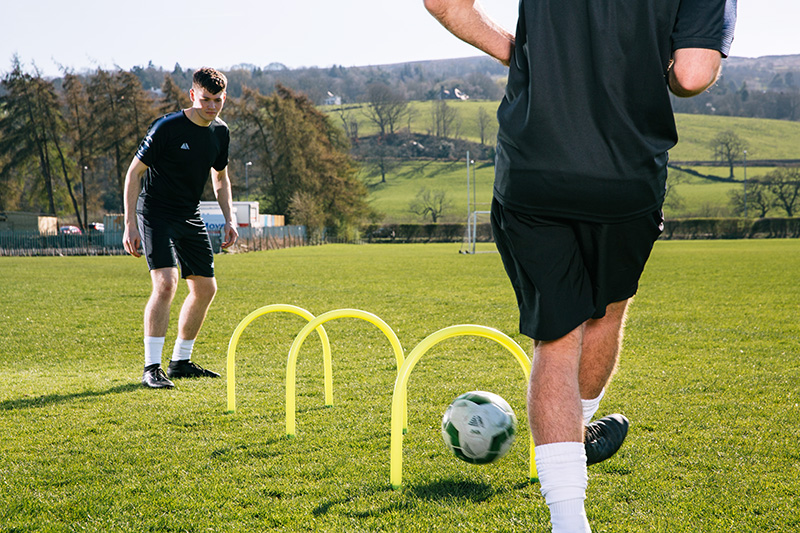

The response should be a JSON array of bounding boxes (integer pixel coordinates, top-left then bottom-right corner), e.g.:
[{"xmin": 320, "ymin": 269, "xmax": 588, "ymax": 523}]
[
  {"xmin": 669, "ymin": 68, "xmax": 718, "ymax": 98},
  {"xmin": 669, "ymin": 48, "xmax": 722, "ymax": 98},
  {"xmin": 424, "ymin": 0, "xmax": 447, "ymax": 18}
]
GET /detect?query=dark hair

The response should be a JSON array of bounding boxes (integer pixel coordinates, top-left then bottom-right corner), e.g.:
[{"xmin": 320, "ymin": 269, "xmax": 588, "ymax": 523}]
[{"xmin": 192, "ymin": 67, "xmax": 227, "ymax": 94}]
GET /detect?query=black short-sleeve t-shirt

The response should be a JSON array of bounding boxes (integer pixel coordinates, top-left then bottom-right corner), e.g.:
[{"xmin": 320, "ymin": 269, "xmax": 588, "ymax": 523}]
[
  {"xmin": 494, "ymin": 0, "xmax": 734, "ymax": 223},
  {"xmin": 135, "ymin": 111, "xmax": 230, "ymax": 217}
]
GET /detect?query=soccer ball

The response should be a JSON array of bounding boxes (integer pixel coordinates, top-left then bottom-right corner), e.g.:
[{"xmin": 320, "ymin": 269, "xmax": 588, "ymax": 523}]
[{"xmin": 441, "ymin": 391, "xmax": 517, "ymax": 464}]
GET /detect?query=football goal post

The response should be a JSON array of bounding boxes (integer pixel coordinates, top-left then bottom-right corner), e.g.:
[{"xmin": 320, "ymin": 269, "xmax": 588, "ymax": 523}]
[
  {"xmin": 460, "ymin": 210, "xmax": 493, "ymax": 254},
  {"xmin": 459, "ymin": 152, "xmax": 495, "ymax": 254}
]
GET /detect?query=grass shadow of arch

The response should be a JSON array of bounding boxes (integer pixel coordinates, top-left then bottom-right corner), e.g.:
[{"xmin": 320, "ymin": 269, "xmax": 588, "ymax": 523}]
[
  {"xmin": 312, "ymin": 487, "xmax": 414, "ymax": 518},
  {"xmin": 409, "ymin": 478, "xmax": 496, "ymax": 502}
]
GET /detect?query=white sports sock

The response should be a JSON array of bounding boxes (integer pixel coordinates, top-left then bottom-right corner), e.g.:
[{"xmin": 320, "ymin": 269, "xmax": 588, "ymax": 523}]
[
  {"xmin": 581, "ymin": 388, "xmax": 605, "ymax": 426},
  {"xmin": 536, "ymin": 442, "xmax": 591, "ymax": 533},
  {"xmin": 144, "ymin": 336, "xmax": 165, "ymax": 367},
  {"xmin": 171, "ymin": 337, "xmax": 195, "ymax": 362}
]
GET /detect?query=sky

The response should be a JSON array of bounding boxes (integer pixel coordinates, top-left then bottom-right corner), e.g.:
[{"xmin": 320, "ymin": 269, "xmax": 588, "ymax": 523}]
[{"xmin": 5, "ymin": 0, "xmax": 800, "ymax": 78}]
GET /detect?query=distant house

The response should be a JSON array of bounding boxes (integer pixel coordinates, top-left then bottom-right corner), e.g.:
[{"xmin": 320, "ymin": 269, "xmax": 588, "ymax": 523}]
[
  {"xmin": 438, "ymin": 86, "xmax": 470, "ymax": 101},
  {"xmin": 324, "ymin": 92, "xmax": 342, "ymax": 106}
]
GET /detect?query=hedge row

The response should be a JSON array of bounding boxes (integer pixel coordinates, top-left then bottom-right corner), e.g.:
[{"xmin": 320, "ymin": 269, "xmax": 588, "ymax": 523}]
[
  {"xmin": 663, "ymin": 218, "xmax": 800, "ymax": 239},
  {"xmin": 362, "ymin": 223, "xmax": 491, "ymax": 243},
  {"xmin": 362, "ymin": 218, "xmax": 800, "ymax": 243}
]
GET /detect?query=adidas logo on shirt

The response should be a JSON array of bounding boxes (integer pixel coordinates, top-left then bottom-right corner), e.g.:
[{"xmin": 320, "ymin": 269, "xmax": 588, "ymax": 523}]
[{"xmin": 180, "ymin": 143, "xmax": 190, "ymax": 150}]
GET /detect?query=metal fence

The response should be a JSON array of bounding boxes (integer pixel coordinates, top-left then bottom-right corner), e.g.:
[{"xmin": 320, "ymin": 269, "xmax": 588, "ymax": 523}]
[
  {"xmin": 215, "ymin": 225, "xmax": 308, "ymax": 253},
  {"xmin": 0, "ymin": 225, "xmax": 308, "ymax": 257}
]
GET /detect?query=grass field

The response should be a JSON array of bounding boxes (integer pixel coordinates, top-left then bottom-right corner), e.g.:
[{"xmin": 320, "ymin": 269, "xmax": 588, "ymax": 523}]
[{"xmin": 2, "ymin": 242, "xmax": 799, "ymax": 531}]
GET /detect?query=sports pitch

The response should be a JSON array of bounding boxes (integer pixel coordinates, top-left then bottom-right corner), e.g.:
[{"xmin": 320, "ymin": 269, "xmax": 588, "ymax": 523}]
[{"xmin": 1, "ymin": 241, "xmax": 798, "ymax": 531}]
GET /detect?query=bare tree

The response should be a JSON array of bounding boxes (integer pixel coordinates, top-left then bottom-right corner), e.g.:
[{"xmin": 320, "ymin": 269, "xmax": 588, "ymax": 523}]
[
  {"xmin": 476, "ymin": 106, "xmax": 496, "ymax": 146},
  {"xmin": 409, "ymin": 187, "xmax": 452, "ymax": 223},
  {"xmin": 363, "ymin": 82, "xmax": 408, "ymax": 136},
  {"xmin": 333, "ymin": 105, "xmax": 359, "ymax": 140},
  {"xmin": 766, "ymin": 168, "xmax": 800, "ymax": 217},
  {"xmin": 431, "ymin": 99, "xmax": 459, "ymax": 138},
  {"xmin": 728, "ymin": 178, "xmax": 772, "ymax": 217},
  {"xmin": 710, "ymin": 130, "xmax": 748, "ymax": 179},
  {"xmin": 365, "ymin": 136, "xmax": 400, "ymax": 184},
  {"xmin": 663, "ymin": 173, "xmax": 685, "ymax": 212}
]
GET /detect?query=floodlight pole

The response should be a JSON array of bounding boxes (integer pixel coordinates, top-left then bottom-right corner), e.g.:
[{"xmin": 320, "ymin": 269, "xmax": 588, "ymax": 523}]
[
  {"xmin": 742, "ymin": 150, "xmax": 747, "ymax": 218},
  {"xmin": 466, "ymin": 152, "xmax": 472, "ymax": 248},
  {"xmin": 245, "ymin": 161, "xmax": 253, "ymax": 199},
  {"xmin": 470, "ymin": 157, "xmax": 476, "ymax": 254}
]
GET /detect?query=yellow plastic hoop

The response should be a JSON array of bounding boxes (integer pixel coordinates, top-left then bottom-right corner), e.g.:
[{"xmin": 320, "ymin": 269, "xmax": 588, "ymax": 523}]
[
  {"xmin": 389, "ymin": 324, "xmax": 534, "ymax": 489},
  {"xmin": 285, "ymin": 308, "xmax": 405, "ymax": 437},
  {"xmin": 226, "ymin": 304, "xmax": 330, "ymax": 413}
]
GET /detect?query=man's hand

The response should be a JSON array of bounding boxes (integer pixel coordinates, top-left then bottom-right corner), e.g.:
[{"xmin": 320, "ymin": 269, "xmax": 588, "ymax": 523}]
[
  {"xmin": 122, "ymin": 157, "xmax": 148, "ymax": 257},
  {"xmin": 221, "ymin": 220, "xmax": 238, "ymax": 249},
  {"xmin": 123, "ymin": 223, "xmax": 142, "ymax": 257}
]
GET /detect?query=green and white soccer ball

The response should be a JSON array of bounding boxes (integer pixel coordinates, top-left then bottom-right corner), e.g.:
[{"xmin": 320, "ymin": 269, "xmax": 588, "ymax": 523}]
[{"xmin": 441, "ymin": 391, "xmax": 517, "ymax": 464}]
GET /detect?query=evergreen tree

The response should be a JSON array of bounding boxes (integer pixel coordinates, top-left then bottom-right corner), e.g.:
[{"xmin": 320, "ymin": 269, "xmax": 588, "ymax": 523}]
[
  {"xmin": 0, "ymin": 57, "xmax": 82, "ymax": 225},
  {"xmin": 159, "ymin": 74, "xmax": 190, "ymax": 115},
  {"xmin": 88, "ymin": 69, "xmax": 156, "ymax": 210},
  {"xmin": 63, "ymin": 73, "xmax": 97, "ymax": 226},
  {"xmin": 231, "ymin": 84, "xmax": 373, "ymax": 234}
]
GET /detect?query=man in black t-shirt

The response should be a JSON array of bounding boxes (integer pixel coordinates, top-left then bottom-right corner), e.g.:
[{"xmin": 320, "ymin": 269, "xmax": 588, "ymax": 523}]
[
  {"xmin": 123, "ymin": 67, "xmax": 238, "ymax": 390},
  {"xmin": 425, "ymin": 1, "xmax": 735, "ymax": 531}
]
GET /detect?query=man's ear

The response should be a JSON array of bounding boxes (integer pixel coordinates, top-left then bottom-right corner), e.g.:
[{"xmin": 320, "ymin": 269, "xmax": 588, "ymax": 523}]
[{"xmin": 189, "ymin": 87, "xmax": 196, "ymax": 102}]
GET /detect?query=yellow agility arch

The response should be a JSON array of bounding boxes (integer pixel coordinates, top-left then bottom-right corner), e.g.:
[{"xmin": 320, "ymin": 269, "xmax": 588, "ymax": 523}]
[
  {"xmin": 226, "ymin": 304, "xmax": 331, "ymax": 414},
  {"xmin": 390, "ymin": 324, "xmax": 534, "ymax": 489},
  {"xmin": 285, "ymin": 308, "xmax": 406, "ymax": 437}
]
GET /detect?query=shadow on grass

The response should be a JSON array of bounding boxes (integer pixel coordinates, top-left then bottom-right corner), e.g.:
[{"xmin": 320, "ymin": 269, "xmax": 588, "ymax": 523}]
[
  {"xmin": 312, "ymin": 486, "xmax": 414, "ymax": 518},
  {"xmin": 0, "ymin": 383, "xmax": 141, "ymax": 410},
  {"xmin": 410, "ymin": 478, "xmax": 496, "ymax": 502}
]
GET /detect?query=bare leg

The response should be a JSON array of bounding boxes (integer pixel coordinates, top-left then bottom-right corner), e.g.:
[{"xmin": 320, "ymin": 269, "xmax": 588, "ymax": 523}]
[
  {"xmin": 528, "ymin": 326, "xmax": 585, "ymax": 445},
  {"xmin": 176, "ymin": 275, "xmax": 217, "ymax": 341},
  {"xmin": 529, "ymin": 326, "xmax": 591, "ymax": 532},
  {"xmin": 578, "ymin": 299, "xmax": 630, "ymax": 400},
  {"xmin": 144, "ymin": 268, "xmax": 179, "ymax": 337}
]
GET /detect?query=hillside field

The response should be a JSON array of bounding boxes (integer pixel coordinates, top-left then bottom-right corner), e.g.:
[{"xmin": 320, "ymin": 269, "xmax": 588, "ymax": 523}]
[{"xmin": 336, "ymin": 101, "xmax": 800, "ymax": 222}]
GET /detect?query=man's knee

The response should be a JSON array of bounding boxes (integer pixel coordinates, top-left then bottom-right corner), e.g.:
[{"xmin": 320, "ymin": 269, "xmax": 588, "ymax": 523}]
[
  {"xmin": 187, "ymin": 276, "xmax": 217, "ymax": 302},
  {"xmin": 150, "ymin": 268, "xmax": 179, "ymax": 299}
]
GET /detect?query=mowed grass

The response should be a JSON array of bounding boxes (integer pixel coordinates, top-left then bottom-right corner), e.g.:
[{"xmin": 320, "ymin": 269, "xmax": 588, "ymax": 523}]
[{"xmin": 1, "ymin": 242, "xmax": 799, "ymax": 532}]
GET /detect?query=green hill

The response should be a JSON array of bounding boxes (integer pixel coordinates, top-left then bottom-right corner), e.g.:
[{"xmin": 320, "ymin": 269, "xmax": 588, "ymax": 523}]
[
  {"xmin": 671, "ymin": 114, "xmax": 800, "ymax": 161},
  {"xmin": 332, "ymin": 101, "xmax": 800, "ymax": 223},
  {"xmin": 335, "ymin": 100, "xmax": 800, "ymax": 160}
]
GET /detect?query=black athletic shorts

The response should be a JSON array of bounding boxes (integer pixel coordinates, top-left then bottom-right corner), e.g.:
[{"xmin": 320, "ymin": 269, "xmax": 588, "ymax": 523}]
[
  {"xmin": 491, "ymin": 198, "xmax": 663, "ymax": 341},
  {"xmin": 137, "ymin": 212, "xmax": 215, "ymax": 278}
]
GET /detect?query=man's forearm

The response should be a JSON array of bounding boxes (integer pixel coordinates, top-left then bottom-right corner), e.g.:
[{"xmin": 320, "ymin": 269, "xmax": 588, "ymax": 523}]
[
  {"xmin": 123, "ymin": 162, "xmax": 145, "ymax": 225},
  {"xmin": 213, "ymin": 171, "xmax": 236, "ymax": 225},
  {"xmin": 424, "ymin": 0, "xmax": 514, "ymax": 66}
]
